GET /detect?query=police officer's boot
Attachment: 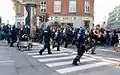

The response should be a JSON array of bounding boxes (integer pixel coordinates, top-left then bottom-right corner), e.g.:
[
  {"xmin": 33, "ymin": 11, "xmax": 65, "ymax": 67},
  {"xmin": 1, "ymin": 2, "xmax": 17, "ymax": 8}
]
[
  {"xmin": 10, "ymin": 41, "xmax": 14, "ymax": 47},
  {"xmin": 39, "ymin": 51, "xmax": 42, "ymax": 55},
  {"xmin": 10, "ymin": 43, "xmax": 13, "ymax": 47},
  {"xmin": 39, "ymin": 49, "xmax": 44, "ymax": 55},
  {"xmin": 72, "ymin": 56, "xmax": 80, "ymax": 65}
]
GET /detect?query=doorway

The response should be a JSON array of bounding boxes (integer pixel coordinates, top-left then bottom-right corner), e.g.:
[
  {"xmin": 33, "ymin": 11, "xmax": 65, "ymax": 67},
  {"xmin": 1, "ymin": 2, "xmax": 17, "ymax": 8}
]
[{"xmin": 84, "ymin": 20, "xmax": 90, "ymax": 30}]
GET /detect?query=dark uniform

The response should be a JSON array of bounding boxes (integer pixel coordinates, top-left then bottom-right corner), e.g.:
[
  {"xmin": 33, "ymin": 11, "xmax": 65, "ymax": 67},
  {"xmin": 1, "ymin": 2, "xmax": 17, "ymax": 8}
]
[
  {"xmin": 39, "ymin": 26, "xmax": 52, "ymax": 55},
  {"xmin": 72, "ymin": 28, "xmax": 86, "ymax": 65},
  {"xmin": 3, "ymin": 25, "xmax": 10, "ymax": 44},
  {"xmin": 64, "ymin": 28, "xmax": 73, "ymax": 48},
  {"xmin": 52, "ymin": 28, "xmax": 61, "ymax": 51},
  {"xmin": 72, "ymin": 28, "xmax": 96, "ymax": 65},
  {"xmin": 20, "ymin": 25, "xmax": 30, "ymax": 41},
  {"xmin": 23, "ymin": 25, "xmax": 30, "ymax": 35},
  {"xmin": 39, "ymin": 27, "xmax": 44, "ymax": 43},
  {"xmin": 10, "ymin": 26, "xmax": 17, "ymax": 47}
]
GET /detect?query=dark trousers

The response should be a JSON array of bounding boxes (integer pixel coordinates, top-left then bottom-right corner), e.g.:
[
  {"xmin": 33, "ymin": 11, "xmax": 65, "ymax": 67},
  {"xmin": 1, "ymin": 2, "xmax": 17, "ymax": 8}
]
[
  {"xmin": 74, "ymin": 44, "xmax": 86, "ymax": 61},
  {"xmin": 57, "ymin": 41, "xmax": 60, "ymax": 51},
  {"xmin": 52, "ymin": 40, "xmax": 60, "ymax": 51},
  {"xmin": 40, "ymin": 42, "xmax": 51, "ymax": 53},
  {"xmin": 64, "ymin": 39, "xmax": 69, "ymax": 48},
  {"xmin": 10, "ymin": 41, "xmax": 15, "ymax": 47},
  {"xmin": 6, "ymin": 34, "xmax": 10, "ymax": 44}
]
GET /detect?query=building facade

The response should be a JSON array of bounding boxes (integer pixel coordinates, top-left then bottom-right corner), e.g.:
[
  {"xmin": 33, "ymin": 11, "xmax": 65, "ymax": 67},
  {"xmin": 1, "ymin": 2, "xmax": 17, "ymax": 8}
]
[
  {"xmin": 12, "ymin": 0, "xmax": 24, "ymax": 28},
  {"xmin": 107, "ymin": 5, "xmax": 120, "ymax": 29},
  {"xmin": 12, "ymin": 0, "xmax": 94, "ymax": 29}
]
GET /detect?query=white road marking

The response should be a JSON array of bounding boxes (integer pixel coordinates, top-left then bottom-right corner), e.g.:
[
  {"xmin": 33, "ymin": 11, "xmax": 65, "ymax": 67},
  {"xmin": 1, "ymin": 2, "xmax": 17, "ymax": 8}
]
[
  {"xmin": 24, "ymin": 50, "xmax": 40, "ymax": 53},
  {"xmin": 46, "ymin": 58, "xmax": 96, "ymax": 67},
  {"xmin": 0, "ymin": 60, "xmax": 15, "ymax": 63},
  {"xmin": 97, "ymin": 49, "xmax": 115, "ymax": 52},
  {"xmin": 84, "ymin": 54, "xmax": 119, "ymax": 64},
  {"xmin": 33, "ymin": 53, "xmax": 70, "ymax": 58},
  {"xmin": 56, "ymin": 62, "xmax": 111, "ymax": 74},
  {"xmin": 38, "ymin": 55, "xmax": 76, "ymax": 62},
  {"xmin": 38, "ymin": 55, "xmax": 89, "ymax": 62},
  {"xmin": 23, "ymin": 45, "xmax": 120, "ymax": 73},
  {"xmin": 27, "ymin": 50, "xmax": 73, "ymax": 55},
  {"xmin": 32, "ymin": 52, "xmax": 77, "ymax": 58},
  {"xmin": 27, "ymin": 52, "xmax": 39, "ymax": 55}
]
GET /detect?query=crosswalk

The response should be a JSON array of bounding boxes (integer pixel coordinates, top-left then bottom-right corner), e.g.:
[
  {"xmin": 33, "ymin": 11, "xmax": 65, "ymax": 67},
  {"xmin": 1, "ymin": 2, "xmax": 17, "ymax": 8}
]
[{"xmin": 23, "ymin": 46, "xmax": 118, "ymax": 74}]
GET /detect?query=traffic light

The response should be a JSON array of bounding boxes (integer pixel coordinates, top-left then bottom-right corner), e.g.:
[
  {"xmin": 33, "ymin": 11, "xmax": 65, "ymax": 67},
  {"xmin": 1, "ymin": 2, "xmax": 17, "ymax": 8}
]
[
  {"xmin": 45, "ymin": 13, "xmax": 49, "ymax": 22},
  {"xmin": 39, "ymin": 15, "xmax": 44, "ymax": 22}
]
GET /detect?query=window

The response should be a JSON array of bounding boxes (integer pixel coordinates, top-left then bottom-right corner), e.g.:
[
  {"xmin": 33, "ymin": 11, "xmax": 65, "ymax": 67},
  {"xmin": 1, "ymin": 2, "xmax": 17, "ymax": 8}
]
[
  {"xmin": 69, "ymin": 0, "xmax": 76, "ymax": 12},
  {"xmin": 40, "ymin": 0, "xmax": 47, "ymax": 13},
  {"xmin": 41, "ymin": 9, "xmax": 46, "ymax": 12},
  {"xmin": 54, "ymin": 0, "xmax": 61, "ymax": 12},
  {"xmin": 84, "ymin": 0, "xmax": 90, "ymax": 13}
]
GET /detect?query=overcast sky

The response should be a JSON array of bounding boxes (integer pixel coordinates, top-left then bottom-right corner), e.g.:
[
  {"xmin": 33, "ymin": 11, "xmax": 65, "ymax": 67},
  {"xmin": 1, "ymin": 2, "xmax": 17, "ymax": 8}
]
[{"xmin": 0, "ymin": 0, "xmax": 120, "ymax": 25}]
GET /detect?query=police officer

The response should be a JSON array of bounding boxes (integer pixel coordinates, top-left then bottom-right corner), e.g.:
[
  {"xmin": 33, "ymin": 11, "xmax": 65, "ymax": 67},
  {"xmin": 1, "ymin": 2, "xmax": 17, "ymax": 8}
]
[
  {"xmin": 72, "ymin": 27, "xmax": 86, "ymax": 65},
  {"xmin": 21, "ymin": 25, "xmax": 30, "ymax": 41},
  {"xmin": 39, "ymin": 25, "xmax": 52, "ymax": 55},
  {"xmin": 52, "ymin": 28, "xmax": 61, "ymax": 51},
  {"xmin": 3, "ymin": 24, "xmax": 10, "ymax": 44},
  {"xmin": 23, "ymin": 25, "xmax": 30, "ymax": 35},
  {"xmin": 39, "ymin": 25, "xmax": 44, "ymax": 43},
  {"xmin": 10, "ymin": 25, "xmax": 17, "ymax": 47},
  {"xmin": 64, "ymin": 27, "xmax": 73, "ymax": 48}
]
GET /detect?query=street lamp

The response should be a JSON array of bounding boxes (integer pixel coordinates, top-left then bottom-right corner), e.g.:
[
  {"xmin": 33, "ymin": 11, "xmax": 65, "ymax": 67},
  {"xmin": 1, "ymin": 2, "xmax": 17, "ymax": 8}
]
[{"xmin": 23, "ymin": 0, "xmax": 38, "ymax": 36}]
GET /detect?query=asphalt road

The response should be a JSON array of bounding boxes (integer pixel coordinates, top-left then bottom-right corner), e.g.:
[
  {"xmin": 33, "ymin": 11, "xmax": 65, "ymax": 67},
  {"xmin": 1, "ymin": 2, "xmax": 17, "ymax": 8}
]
[{"xmin": 0, "ymin": 41, "xmax": 120, "ymax": 75}]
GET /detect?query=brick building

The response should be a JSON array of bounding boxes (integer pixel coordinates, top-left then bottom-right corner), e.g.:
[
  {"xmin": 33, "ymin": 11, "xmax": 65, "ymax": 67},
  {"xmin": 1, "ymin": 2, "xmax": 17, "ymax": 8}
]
[
  {"xmin": 12, "ymin": 0, "xmax": 24, "ymax": 28},
  {"xmin": 12, "ymin": 0, "xmax": 94, "ymax": 29}
]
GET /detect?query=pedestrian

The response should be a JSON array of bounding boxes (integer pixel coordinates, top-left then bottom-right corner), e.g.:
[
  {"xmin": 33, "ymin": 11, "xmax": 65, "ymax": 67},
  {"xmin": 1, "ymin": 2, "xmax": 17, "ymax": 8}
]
[{"xmin": 39, "ymin": 25, "xmax": 52, "ymax": 55}]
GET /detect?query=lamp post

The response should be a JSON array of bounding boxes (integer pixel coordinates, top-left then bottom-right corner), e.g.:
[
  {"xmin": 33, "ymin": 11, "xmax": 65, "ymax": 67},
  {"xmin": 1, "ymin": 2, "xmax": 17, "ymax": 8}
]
[{"xmin": 23, "ymin": 0, "xmax": 38, "ymax": 36}]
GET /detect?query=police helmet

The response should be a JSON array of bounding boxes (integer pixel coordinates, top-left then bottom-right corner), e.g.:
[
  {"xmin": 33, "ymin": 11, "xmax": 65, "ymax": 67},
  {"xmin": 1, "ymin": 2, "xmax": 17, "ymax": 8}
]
[
  {"xmin": 12, "ymin": 25, "xmax": 16, "ymax": 30},
  {"xmin": 79, "ymin": 27, "xmax": 85, "ymax": 34},
  {"xmin": 24, "ymin": 25, "xmax": 30, "ymax": 29}
]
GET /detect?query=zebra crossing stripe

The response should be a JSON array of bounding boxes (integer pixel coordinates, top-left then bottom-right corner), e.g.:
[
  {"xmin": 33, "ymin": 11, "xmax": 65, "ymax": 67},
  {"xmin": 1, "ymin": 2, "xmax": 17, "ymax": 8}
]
[
  {"xmin": 46, "ymin": 58, "xmax": 96, "ymax": 67},
  {"xmin": 24, "ymin": 49, "xmax": 55, "ymax": 53},
  {"xmin": 84, "ymin": 54, "xmax": 119, "ymax": 64},
  {"xmin": 27, "ymin": 50, "xmax": 73, "ymax": 55},
  {"xmin": 32, "ymin": 53, "xmax": 71, "ymax": 58},
  {"xmin": 38, "ymin": 55, "xmax": 87, "ymax": 62},
  {"xmin": 56, "ymin": 62, "xmax": 111, "ymax": 74},
  {"xmin": 24, "ymin": 50, "xmax": 40, "ymax": 53},
  {"xmin": 24, "ymin": 47, "xmax": 71, "ymax": 53},
  {"xmin": 32, "ymin": 52, "xmax": 77, "ymax": 58},
  {"xmin": 27, "ymin": 52, "xmax": 39, "ymax": 55},
  {"xmin": 97, "ymin": 49, "xmax": 115, "ymax": 52}
]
